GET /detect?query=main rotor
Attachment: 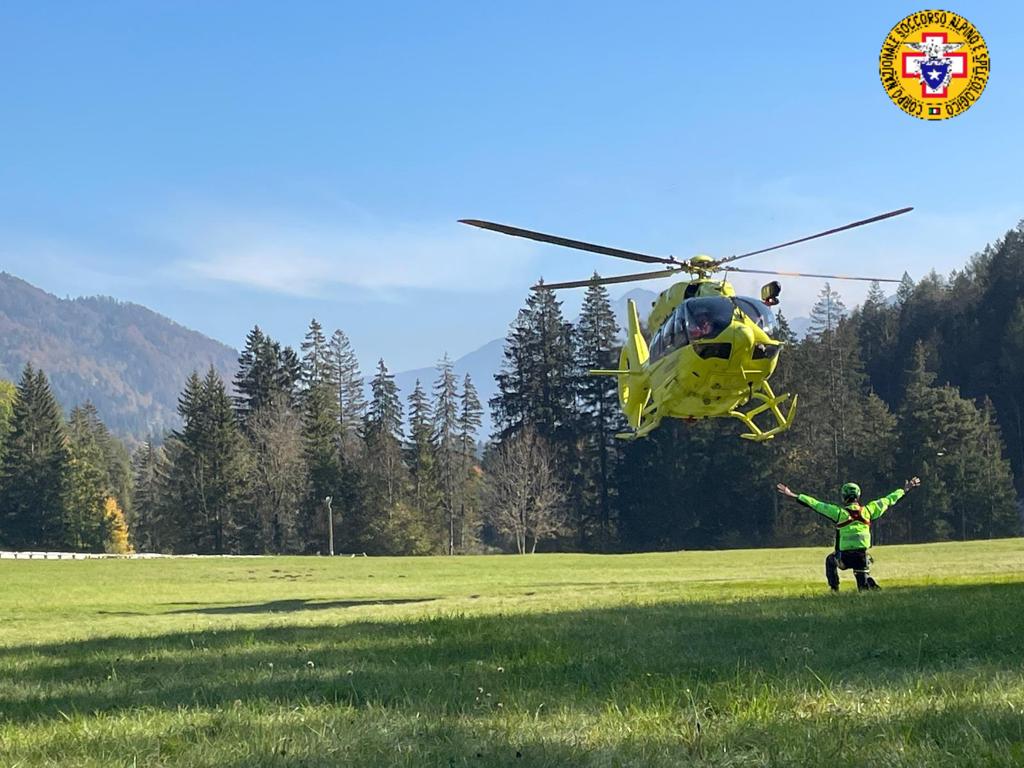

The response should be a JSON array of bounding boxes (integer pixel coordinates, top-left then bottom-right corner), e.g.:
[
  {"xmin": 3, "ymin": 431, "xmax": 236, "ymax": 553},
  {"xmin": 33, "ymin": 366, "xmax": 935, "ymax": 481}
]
[{"xmin": 459, "ymin": 207, "xmax": 913, "ymax": 289}]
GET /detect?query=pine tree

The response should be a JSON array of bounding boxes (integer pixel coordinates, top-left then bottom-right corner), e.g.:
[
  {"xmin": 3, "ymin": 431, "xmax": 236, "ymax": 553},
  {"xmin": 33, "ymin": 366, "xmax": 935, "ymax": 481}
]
[
  {"xmin": 234, "ymin": 325, "xmax": 268, "ymax": 423},
  {"xmin": 896, "ymin": 271, "xmax": 915, "ymax": 307},
  {"xmin": 805, "ymin": 283, "xmax": 850, "ymax": 484},
  {"xmin": 855, "ymin": 280, "xmax": 899, "ymax": 403},
  {"xmin": 297, "ymin": 320, "xmax": 345, "ymax": 553},
  {"xmin": 365, "ymin": 359, "xmax": 405, "ymax": 503},
  {"xmin": 278, "ymin": 346, "xmax": 303, "ymax": 405},
  {"xmin": 0, "ymin": 366, "xmax": 69, "ymax": 550},
  {"xmin": 170, "ymin": 367, "xmax": 251, "ymax": 553},
  {"xmin": 129, "ymin": 440, "xmax": 172, "ymax": 552},
  {"xmin": 300, "ymin": 374, "xmax": 342, "ymax": 554},
  {"xmin": 360, "ymin": 359, "xmax": 415, "ymax": 553},
  {"xmin": 458, "ymin": 375, "xmax": 483, "ymax": 454},
  {"xmin": 897, "ymin": 343, "xmax": 1019, "ymax": 542},
  {"xmin": 301, "ymin": 318, "xmax": 332, "ymax": 388},
  {"xmin": 574, "ymin": 277, "xmax": 622, "ymax": 548},
  {"xmin": 63, "ymin": 404, "xmax": 112, "ymax": 551},
  {"xmin": 997, "ymin": 298, "xmax": 1024, "ymax": 495},
  {"xmin": 234, "ymin": 326, "xmax": 299, "ymax": 426},
  {"xmin": 406, "ymin": 379, "xmax": 442, "ymax": 550},
  {"xmin": 329, "ymin": 329, "xmax": 367, "ymax": 451},
  {"xmin": 433, "ymin": 354, "xmax": 460, "ymax": 553},
  {"xmin": 492, "ymin": 285, "xmax": 576, "ymax": 440},
  {"xmin": 454, "ymin": 374, "xmax": 484, "ymax": 551},
  {"xmin": 773, "ymin": 311, "xmax": 796, "ymax": 344}
]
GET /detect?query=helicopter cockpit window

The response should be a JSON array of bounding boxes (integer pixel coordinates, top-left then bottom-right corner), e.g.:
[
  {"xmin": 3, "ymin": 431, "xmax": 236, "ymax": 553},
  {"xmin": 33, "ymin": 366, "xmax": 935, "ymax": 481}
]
[
  {"xmin": 650, "ymin": 329, "xmax": 663, "ymax": 360},
  {"xmin": 684, "ymin": 297, "xmax": 733, "ymax": 341},
  {"xmin": 735, "ymin": 297, "xmax": 778, "ymax": 338},
  {"xmin": 670, "ymin": 306, "xmax": 688, "ymax": 349}
]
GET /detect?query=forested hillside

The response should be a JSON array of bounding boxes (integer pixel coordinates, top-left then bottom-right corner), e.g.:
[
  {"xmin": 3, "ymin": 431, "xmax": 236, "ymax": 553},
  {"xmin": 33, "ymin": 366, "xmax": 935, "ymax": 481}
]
[{"xmin": 0, "ymin": 273, "xmax": 237, "ymax": 440}]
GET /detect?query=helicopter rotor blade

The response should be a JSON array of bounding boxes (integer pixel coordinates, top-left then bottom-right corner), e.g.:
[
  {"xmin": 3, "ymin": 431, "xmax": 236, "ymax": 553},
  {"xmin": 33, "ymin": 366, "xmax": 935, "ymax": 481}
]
[
  {"xmin": 533, "ymin": 268, "xmax": 685, "ymax": 291},
  {"xmin": 719, "ymin": 207, "xmax": 913, "ymax": 265},
  {"xmin": 722, "ymin": 266, "xmax": 901, "ymax": 283},
  {"xmin": 460, "ymin": 219, "xmax": 677, "ymax": 265}
]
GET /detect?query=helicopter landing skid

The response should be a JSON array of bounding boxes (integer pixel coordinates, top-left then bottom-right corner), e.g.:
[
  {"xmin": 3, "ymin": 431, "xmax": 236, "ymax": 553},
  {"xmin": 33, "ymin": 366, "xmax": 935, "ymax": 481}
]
[
  {"xmin": 728, "ymin": 381, "xmax": 798, "ymax": 442},
  {"xmin": 614, "ymin": 415, "xmax": 661, "ymax": 440}
]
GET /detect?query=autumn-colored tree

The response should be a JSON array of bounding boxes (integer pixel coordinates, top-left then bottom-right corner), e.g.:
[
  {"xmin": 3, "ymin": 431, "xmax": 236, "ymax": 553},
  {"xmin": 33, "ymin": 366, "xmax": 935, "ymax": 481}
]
[{"xmin": 103, "ymin": 496, "xmax": 133, "ymax": 554}]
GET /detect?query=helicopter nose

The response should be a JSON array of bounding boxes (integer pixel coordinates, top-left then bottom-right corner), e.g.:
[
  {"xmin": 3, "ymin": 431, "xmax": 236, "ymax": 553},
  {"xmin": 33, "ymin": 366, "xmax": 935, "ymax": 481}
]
[{"xmin": 730, "ymin": 323, "xmax": 755, "ymax": 360}]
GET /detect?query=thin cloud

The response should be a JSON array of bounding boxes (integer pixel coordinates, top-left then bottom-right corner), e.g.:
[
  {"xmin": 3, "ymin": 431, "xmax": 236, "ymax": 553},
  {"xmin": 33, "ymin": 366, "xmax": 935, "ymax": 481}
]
[{"xmin": 172, "ymin": 217, "xmax": 538, "ymax": 297}]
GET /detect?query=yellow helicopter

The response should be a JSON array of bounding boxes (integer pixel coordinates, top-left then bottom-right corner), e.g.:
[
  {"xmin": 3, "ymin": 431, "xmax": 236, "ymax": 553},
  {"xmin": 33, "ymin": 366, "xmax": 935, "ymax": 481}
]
[{"xmin": 461, "ymin": 208, "xmax": 911, "ymax": 441}]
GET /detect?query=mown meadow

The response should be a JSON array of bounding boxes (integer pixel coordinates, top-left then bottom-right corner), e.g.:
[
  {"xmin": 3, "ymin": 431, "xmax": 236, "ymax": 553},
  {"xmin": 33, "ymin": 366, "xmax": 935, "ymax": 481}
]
[{"xmin": 1, "ymin": 539, "xmax": 1023, "ymax": 767}]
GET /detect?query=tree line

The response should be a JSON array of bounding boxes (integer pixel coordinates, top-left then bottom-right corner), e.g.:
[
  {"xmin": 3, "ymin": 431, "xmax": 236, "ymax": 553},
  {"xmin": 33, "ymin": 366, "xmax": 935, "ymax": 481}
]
[
  {"xmin": 1, "ymin": 222, "xmax": 1022, "ymax": 554},
  {"xmin": 0, "ymin": 368, "xmax": 131, "ymax": 553}
]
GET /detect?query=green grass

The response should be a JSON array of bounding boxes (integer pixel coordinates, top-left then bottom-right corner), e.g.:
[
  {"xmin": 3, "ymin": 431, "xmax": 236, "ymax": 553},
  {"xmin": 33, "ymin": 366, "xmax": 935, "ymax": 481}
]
[{"xmin": 1, "ymin": 540, "xmax": 1023, "ymax": 767}]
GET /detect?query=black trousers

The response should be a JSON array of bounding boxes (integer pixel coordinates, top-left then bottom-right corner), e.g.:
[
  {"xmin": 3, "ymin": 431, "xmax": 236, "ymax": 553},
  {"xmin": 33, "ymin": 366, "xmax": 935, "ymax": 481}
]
[{"xmin": 825, "ymin": 549, "xmax": 878, "ymax": 591}]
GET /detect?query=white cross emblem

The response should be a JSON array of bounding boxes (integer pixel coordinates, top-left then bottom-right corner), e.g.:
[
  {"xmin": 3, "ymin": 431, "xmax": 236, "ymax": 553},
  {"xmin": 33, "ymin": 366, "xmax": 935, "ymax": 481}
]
[{"xmin": 902, "ymin": 33, "xmax": 966, "ymax": 97}]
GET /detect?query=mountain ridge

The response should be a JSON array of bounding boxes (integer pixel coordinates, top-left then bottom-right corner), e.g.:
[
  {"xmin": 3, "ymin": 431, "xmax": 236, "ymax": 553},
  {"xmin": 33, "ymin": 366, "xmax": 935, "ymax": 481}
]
[{"xmin": 0, "ymin": 272, "xmax": 238, "ymax": 442}]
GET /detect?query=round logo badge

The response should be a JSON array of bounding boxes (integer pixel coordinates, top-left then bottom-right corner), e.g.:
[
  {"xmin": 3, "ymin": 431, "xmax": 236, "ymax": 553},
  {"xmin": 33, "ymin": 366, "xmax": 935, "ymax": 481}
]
[{"xmin": 879, "ymin": 10, "xmax": 990, "ymax": 120}]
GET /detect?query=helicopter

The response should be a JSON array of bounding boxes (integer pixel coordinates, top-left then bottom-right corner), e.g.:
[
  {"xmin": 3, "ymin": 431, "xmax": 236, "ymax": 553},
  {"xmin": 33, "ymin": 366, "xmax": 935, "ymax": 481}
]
[{"xmin": 460, "ymin": 207, "xmax": 911, "ymax": 441}]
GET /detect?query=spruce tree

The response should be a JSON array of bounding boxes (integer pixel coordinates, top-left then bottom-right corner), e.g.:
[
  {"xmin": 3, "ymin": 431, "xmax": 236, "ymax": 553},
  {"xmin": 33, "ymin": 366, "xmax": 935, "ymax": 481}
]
[
  {"xmin": 455, "ymin": 374, "xmax": 484, "ymax": 552},
  {"xmin": 998, "ymin": 298, "xmax": 1024, "ymax": 492},
  {"xmin": 234, "ymin": 325, "xmax": 268, "ymax": 423},
  {"xmin": 129, "ymin": 440, "xmax": 172, "ymax": 552},
  {"xmin": 895, "ymin": 271, "xmax": 915, "ymax": 307},
  {"xmin": 235, "ymin": 327, "xmax": 281, "ymax": 422},
  {"xmin": 492, "ymin": 285, "xmax": 576, "ymax": 440},
  {"xmin": 329, "ymin": 329, "xmax": 367, "ymax": 451},
  {"xmin": 170, "ymin": 368, "xmax": 250, "ymax": 553},
  {"xmin": 897, "ymin": 343, "xmax": 1019, "ymax": 541},
  {"xmin": 855, "ymin": 280, "xmax": 899, "ymax": 403},
  {"xmin": 574, "ymin": 277, "xmax": 622, "ymax": 547},
  {"xmin": 360, "ymin": 359, "xmax": 417, "ymax": 553},
  {"xmin": 365, "ymin": 359, "xmax": 405, "ymax": 503},
  {"xmin": 805, "ymin": 283, "xmax": 850, "ymax": 485},
  {"xmin": 278, "ymin": 346, "xmax": 303, "ymax": 405},
  {"xmin": 0, "ymin": 366, "xmax": 69, "ymax": 550},
  {"xmin": 300, "ymin": 376, "xmax": 342, "ymax": 553},
  {"xmin": 64, "ymin": 404, "xmax": 112, "ymax": 551},
  {"xmin": 301, "ymin": 318, "xmax": 332, "ymax": 387},
  {"xmin": 298, "ymin": 319, "xmax": 344, "ymax": 553},
  {"xmin": 433, "ymin": 354, "xmax": 460, "ymax": 553},
  {"xmin": 406, "ymin": 379, "xmax": 442, "ymax": 550}
]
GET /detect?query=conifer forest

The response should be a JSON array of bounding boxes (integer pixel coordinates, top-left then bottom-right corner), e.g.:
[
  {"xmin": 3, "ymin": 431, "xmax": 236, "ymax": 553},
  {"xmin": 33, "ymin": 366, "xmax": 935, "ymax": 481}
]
[{"xmin": 1, "ymin": 224, "xmax": 1022, "ymax": 555}]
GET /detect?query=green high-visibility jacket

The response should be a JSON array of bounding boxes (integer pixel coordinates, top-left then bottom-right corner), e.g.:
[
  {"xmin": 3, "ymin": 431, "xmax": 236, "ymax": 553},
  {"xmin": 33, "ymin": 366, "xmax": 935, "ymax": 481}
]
[{"xmin": 796, "ymin": 488, "xmax": 906, "ymax": 551}]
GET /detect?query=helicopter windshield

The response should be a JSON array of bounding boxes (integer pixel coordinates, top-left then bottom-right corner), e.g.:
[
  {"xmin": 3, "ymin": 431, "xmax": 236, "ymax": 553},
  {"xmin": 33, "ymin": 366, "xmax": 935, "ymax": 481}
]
[
  {"xmin": 735, "ymin": 297, "xmax": 777, "ymax": 338},
  {"xmin": 683, "ymin": 297, "xmax": 734, "ymax": 341}
]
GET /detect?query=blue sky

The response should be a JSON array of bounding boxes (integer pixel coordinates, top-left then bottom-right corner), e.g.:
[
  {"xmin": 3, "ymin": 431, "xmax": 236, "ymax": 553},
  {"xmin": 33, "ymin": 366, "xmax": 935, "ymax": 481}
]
[{"xmin": 1, "ymin": 1, "xmax": 1022, "ymax": 371}]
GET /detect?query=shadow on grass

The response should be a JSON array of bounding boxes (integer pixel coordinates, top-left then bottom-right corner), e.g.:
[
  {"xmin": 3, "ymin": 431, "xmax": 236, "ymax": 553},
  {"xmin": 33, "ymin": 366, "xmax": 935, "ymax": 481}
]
[
  {"xmin": 3, "ymin": 580, "xmax": 1023, "ymax": 761},
  {"xmin": 101, "ymin": 597, "xmax": 439, "ymax": 616}
]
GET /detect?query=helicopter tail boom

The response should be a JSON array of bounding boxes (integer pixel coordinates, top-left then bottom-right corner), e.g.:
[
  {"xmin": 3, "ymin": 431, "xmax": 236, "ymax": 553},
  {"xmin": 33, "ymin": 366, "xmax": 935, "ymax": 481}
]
[{"xmin": 589, "ymin": 298, "xmax": 653, "ymax": 433}]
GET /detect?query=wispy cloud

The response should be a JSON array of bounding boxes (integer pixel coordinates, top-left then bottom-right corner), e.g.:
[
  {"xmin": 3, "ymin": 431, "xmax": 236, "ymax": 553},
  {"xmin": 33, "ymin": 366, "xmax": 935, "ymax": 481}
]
[
  {"xmin": 0, "ymin": 231, "xmax": 154, "ymax": 296},
  {"xmin": 171, "ymin": 216, "xmax": 538, "ymax": 298}
]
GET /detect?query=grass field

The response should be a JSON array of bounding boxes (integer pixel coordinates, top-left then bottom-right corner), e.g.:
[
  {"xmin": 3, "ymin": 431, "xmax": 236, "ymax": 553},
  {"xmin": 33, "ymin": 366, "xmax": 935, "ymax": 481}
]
[{"xmin": 1, "ymin": 540, "xmax": 1023, "ymax": 767}]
